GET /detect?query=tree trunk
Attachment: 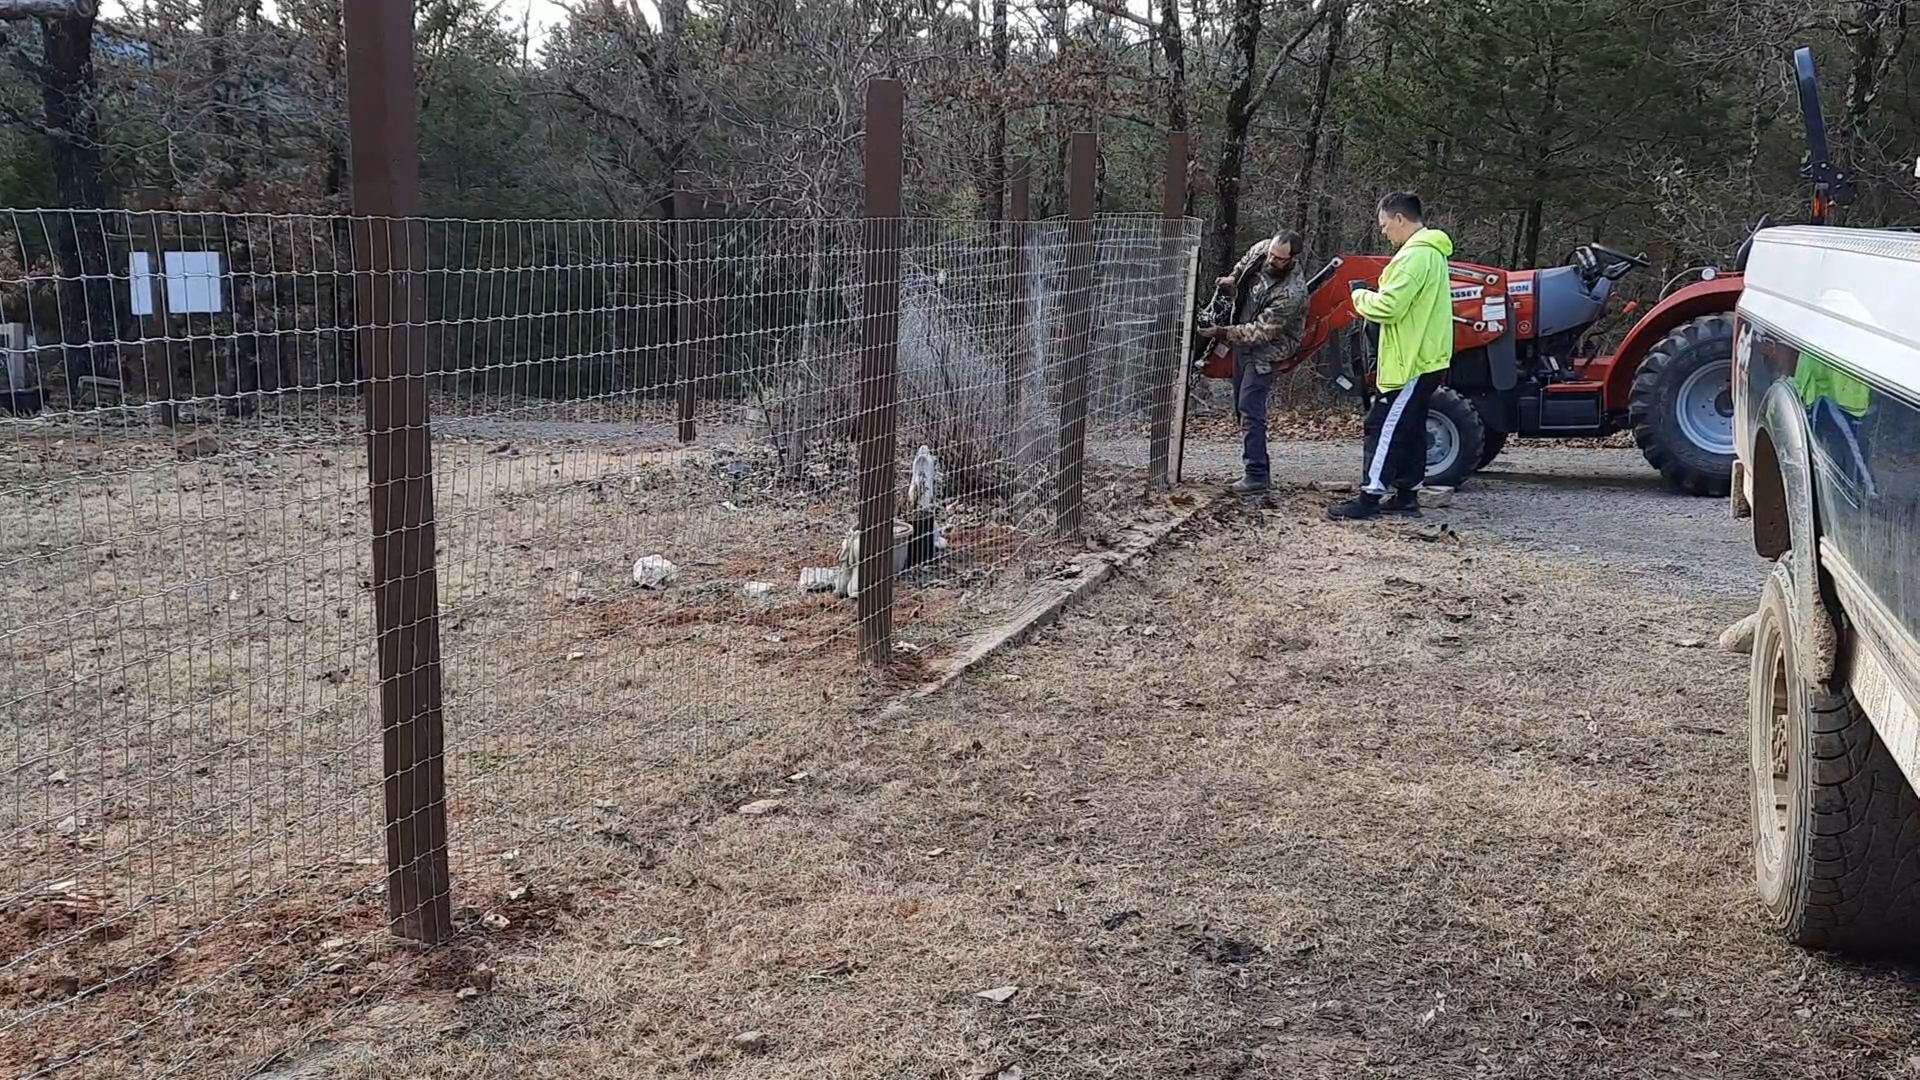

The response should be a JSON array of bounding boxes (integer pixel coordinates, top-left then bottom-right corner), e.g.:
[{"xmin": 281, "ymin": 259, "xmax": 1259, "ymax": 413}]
[
  {"xmin": 1521, "ymin": 197, "xmax": 1544, "ymax": 268},
  {"xmin": 1312, "ymin": 125, "xmax": 1343, "ymax": 259},
  {"xmin": 981, "ymin": 0, "xmax": 1008, "ymax": 223},
  {"xmin": 1291, "ymin": 0, "xmax": 1348, "ymax": 235},
  {"xmin": 1157, "ymin": 0, "xmax": 1190, "ymax": 214},
  {"xmin": 1211, "ymin": 0, "xmax": 1261, "ymax": 275},
  {"xmin": 39, "ymin": 12, "xmax": 114, "ymax": 387}
]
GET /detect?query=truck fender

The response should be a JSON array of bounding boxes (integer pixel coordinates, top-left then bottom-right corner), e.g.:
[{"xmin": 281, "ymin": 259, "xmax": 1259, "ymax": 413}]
[{"xmin": 1753, "ymin": 379, "xmax": 1840, "ymax": 684}]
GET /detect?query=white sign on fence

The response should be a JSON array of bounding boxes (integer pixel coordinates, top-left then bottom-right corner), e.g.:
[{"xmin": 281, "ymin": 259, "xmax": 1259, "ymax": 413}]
[{"xmin": 129, "ymin": 250, "xmax": 225, "ymax": 316}]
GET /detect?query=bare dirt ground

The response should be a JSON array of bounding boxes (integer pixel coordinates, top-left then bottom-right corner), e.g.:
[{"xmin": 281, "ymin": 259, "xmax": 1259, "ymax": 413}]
[
  {"xmin": 216, "ymin": 437, "xmax": 1917, "ymax": 1079},
  {"xmin": 16, "ymin": 429, "xmax": 1920, "ymax": 1078},
  {"xmin": 0, "ymin": 406, "xmax": 1166, "ymax": 1078}
]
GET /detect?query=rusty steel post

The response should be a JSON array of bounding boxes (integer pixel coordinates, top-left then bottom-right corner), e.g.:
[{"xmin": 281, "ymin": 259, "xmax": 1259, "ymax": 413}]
[
  {"xmin": 855, "ymin": 78, "xmax": 904, "ymax": 663},
  {"xmin": 1148, "ymin": 131, "xmax": 1190, "ymax": 491},
  {"xmin": 1057, "ymin": 132, "xmax": 1096, "ymax": 536},
  {"xmin": 344, "ymin": 0, "xmax": 452, "ymax": 945},
  {"xmin": 1006, "ymin": 159, "xmax": 1031, "ymax": 416},
  {"xmin": 670, "ymin": 173, "xmax": 699, "ymax": 443}
]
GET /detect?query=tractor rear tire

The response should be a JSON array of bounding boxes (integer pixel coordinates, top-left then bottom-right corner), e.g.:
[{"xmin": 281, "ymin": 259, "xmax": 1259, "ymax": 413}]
[
  {"xmin": 1630, "ymin": 313, "xmax": 1735, "ymax": 497},
  {"xmin": 1749, "ymin": 560, "xmax": 1920, "ymax": 954},
  {"xmin": 1475, "ymin": 431, "xmax": 1508, "ymax": 472},
  {"xmin": 1424, "ymin": 386, "xmax": 1486, "ymax": 491}
]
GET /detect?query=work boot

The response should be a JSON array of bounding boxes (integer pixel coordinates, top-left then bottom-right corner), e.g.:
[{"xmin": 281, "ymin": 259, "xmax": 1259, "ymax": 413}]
[
  {"xmin": 1327, "ymin": 493, "xmax": 1382, "ymax": 521},
  {"xmin": 1382, "ymin": 489, "xmax": 1421, "ymax": 515},
  {"xmin": 1228, "ymin": 475, "xmax": 1268, "ymax": 497}
]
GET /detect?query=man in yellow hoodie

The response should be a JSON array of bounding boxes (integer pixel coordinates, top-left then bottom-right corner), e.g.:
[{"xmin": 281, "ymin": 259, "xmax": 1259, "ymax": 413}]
[{"xmin": 1329, "ymin": 192, "xmax": 1456, "ymax": 521}]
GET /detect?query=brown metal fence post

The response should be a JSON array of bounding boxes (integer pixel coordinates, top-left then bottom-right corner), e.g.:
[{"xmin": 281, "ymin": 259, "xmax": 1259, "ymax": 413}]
[
  {"xmin": 345, "ymin": 0, "xmax": 452, "ymax": 945},
  {"xmin": 1147, "ymin": 132, "xmax": 1189, "ymax": 491},
  {"xmin": 670, "ymin": 173, "xmax": 699, "ymax": 443},
  {"xmin": 855, "ymin": 78, "xmax": 905, "ymax": 663},
  {"xmin": 1057, "ymin": 132, "xmax": 1096, "ymax": 537},
  {"xmin": 1005, "ymin": 160, "xmax": 1030, "ymax": 416}
]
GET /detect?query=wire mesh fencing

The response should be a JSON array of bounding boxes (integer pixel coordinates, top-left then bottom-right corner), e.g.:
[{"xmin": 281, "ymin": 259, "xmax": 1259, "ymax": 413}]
[{"xmin": 0, "ymin": 204, "xmax": 1200, "ymax": 1077}]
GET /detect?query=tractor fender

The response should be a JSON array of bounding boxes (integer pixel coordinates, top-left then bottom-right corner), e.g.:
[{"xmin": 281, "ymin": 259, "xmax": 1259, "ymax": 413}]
[
  {"xmin": 1751, "ymin": 376, "xmax": 1840, "ymax": 683},
  {"xmin": 1604, "ymin": 275, "xmax": 1745, "ymax": 409}
]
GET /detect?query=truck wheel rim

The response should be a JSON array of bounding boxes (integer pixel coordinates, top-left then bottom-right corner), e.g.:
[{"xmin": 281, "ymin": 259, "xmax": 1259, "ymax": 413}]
[
  {"xmin": 1751, "ymin": 611, "xmax": 1792, "ymax": 879},
  {"xmin": 1425, "ymin": 414, "xmax": 1460, "ymax": 476},
  {"xmin": 1677, "ymin": 360, "xmax": 1735, "ymax": 457}
]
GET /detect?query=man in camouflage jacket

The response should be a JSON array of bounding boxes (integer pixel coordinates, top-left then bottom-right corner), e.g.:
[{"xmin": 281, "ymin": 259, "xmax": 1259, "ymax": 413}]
[{"xmin": 1200, "ymin": 228, "xmax": 1309, "ymax": 495}]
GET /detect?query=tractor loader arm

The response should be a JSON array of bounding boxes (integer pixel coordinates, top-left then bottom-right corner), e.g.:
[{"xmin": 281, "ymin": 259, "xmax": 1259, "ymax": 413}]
[{"xmin": 1195, "ymin": 255, "xmax": 1391, "ymax": 380}]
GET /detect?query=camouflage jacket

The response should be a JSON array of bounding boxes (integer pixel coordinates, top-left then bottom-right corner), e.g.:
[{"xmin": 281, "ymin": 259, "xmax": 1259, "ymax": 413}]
[{"xmin": 1217, "ymin": 240, "xmax": 1310, "ymax": 374}]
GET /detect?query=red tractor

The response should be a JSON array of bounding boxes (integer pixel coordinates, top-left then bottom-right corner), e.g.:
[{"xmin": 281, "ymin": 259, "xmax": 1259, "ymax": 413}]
[{"xmin": 1195, "ymin": 48, "xmax": 1848, "ymax": 496}]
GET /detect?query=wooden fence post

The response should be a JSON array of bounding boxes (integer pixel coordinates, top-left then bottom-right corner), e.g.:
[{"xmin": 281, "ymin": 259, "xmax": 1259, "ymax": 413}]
[
  {"xmin": 1148, "ymin": 131, "xmax": 1189, "ymax": 492},
  {"xmin": 1057, "ymin": 132, "xmax": 1096, "ymax": 537},
  {"xmin": 344, "ymin": 0, "xmax": 452, "ymax": 945},
  {"xmin": 855, "ymin": 78, "xmax": 905, "ymax": 663}
]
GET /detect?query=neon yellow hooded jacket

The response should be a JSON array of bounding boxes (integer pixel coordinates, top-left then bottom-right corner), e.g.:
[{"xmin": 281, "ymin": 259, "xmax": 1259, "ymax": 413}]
[{"xmin": 1351, "ymin": 227, "xmax": 1455, "ymax": 390}]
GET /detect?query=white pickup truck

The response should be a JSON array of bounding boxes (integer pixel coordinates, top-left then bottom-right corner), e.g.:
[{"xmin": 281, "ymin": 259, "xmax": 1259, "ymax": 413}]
[{"xmin": 1733, "ymin": 223, "xmax": 1920, "ymax": 952}]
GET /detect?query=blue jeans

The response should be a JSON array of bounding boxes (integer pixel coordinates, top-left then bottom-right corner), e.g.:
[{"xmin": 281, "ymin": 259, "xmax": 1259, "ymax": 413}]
[{"xmin": 1233, "ymin": 356, "xmax": 1274, "ymax": 482}]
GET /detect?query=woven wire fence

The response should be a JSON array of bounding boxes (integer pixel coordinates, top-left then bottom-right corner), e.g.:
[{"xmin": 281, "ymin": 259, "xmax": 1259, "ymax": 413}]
[{"xmin": 0, "ymin": 207, "xmax": 1201, "ymax": 1077}]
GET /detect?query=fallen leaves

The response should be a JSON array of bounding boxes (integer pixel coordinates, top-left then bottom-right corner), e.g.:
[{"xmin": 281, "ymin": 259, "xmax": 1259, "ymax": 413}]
[
  {"xmin": 737, "ymin": 799, "xmax": 783, "ymax": 817},
  {"xmin": 975, "ymin": 985, "xmax": 1020, "ymax": 1004}
]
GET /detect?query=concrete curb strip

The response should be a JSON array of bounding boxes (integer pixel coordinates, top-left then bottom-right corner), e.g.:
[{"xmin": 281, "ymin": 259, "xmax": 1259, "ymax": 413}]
[{"xmin": 896, "ymin": 488, "xmax": 1230, "ymax": 706}]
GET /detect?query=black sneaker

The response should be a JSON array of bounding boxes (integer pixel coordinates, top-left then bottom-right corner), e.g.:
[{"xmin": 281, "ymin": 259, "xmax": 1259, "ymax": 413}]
[
  {"xmin": 1228, "ymin": 476, "xmax": 1269, "ymax": 496},
  {"xmin": 1327, "ymin": 493, "xmax": 1382, "ymax": 521},
  {"xmin": 1382, "ymin": 490, "xmax": 1421, "ymax": 514}
]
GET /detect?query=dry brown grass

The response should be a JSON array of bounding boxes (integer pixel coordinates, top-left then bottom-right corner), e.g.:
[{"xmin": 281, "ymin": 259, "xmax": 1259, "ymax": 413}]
[
  {"xmin": 0, "ymin": 414, "xmax": 1165, "ymax": 1078},
  {"xmin": 156, "ymin": 484, "xmax": 1916, "ymax": 1079}
]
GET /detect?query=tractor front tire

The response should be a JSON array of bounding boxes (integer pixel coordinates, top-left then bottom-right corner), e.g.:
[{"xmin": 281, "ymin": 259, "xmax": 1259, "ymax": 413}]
[
  {"xmin": 1749, "ymin": 559, "xmax": 1920, "ymax": 954},
  {"xmin": 1630, "ymin": 313, "xmax": 1735, "ymax": 497},
  {"xmin": 1423, "ymin": 386, "xmax": 1486, "ymax": 491}
]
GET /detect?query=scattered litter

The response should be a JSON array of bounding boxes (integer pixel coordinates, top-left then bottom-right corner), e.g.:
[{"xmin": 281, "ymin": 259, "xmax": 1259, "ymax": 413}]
[
  {"xmin": 481, "ymin": 911, "xmax": 511, "ymax": 931},
  {"xmin": 721, "ymin": 500, "xmax": 741, "ymax": 512},
  {"xmin": 56, "ymin": 815, "xmax": 79, "ymax": 836},
  {"xmin": 975, "ymin": 985, "xmax": 1020, "ymax": 1004},
  {"xmin": 631, "ymin": 555, "xmax": 680, "ymax": 589},
  {"xmin": 565, "ymin": 650, "xmax": 586, "ymax": 661},
  {"xmin": 923, "ymin": 847, "xmax": 949, "ymax": 858},
  {"xmin": 642, "ymin": 936, "xmax": 685, "ymax": 949},
  {"xmin": 46, "ymin": 769, "xmax": 68, "ymax": 786},
  {"xmin": 742, "ymin": 581, "xmax": 777, "ymax": 599},
  {"xmin": 737, "ymin": 799, "xmax": 782, "ymax": 817},
  {"xmin": 506, "ymin": 886, "xmax": 528, "ymax": 901},
  {"xmin": 456, "ymin": 986, "xmax": 481, "ymax": 1001},
  {"xmin": 787, "ymin": 771, "xmax": 810, "ymax": 782},
  {"xmin": 319, "ymin": 937, "xmax": 348, "ymax": 952},
  {"xmin": 1676, "ymin": 638, "xmax": 1707, "ymax": 649},
  {"xmin": 799, "ymin": 567, "xmax": 838, "ymax": 593}
]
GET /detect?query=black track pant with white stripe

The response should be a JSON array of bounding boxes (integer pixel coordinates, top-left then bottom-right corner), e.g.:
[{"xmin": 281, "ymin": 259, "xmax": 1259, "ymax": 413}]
[{"xmin": 1359, "ymin": 371, "xmax": 1444, "ymax": 495}]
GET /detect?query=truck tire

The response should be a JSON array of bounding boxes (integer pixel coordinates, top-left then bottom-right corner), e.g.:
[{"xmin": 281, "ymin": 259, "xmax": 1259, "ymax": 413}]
[
  {"xmin": 1424, "ymin": 386, "xmax": 1486, "ymax": 490},
  {"xmin": 1749, "ymin": 560, "xmax": 1920, "ymax": 953},
  {"xmin": 1630, "ymin": 313, "xmax": 1735, "ymax": 497},
  {"xmin": 1475, "ymin": 431, "xmax": 1508, "ymax": 472}
]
